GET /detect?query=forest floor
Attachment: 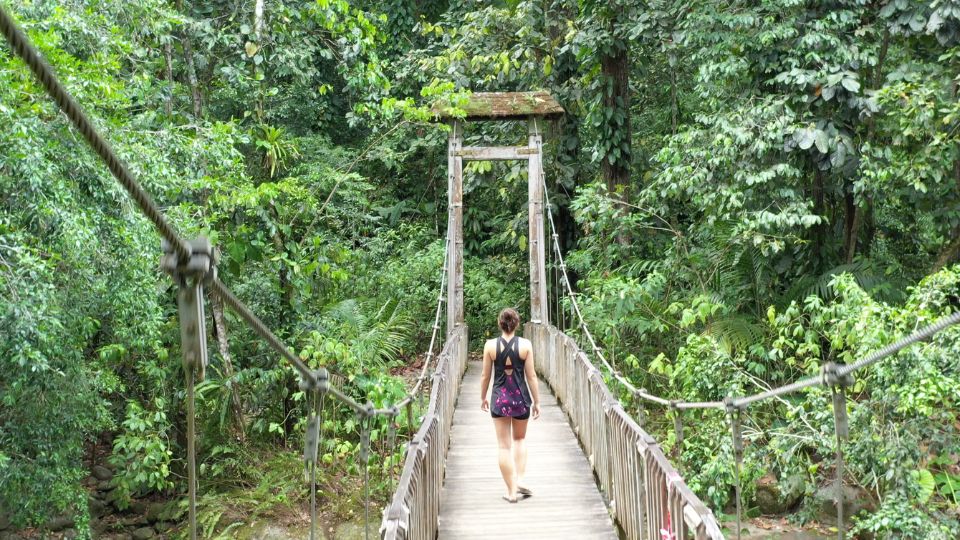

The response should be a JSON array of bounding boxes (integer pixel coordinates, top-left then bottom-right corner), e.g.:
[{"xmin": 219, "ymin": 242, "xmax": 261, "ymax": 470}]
[{"xmin": 727, "ymin": 516, "xmax": 831, "ymax": 539}]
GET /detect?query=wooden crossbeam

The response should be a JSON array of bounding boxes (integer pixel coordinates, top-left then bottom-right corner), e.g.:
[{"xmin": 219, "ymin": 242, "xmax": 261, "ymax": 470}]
[{"xmin": 456, "ymin": 146, "xmax": 538, "ymax": 160}]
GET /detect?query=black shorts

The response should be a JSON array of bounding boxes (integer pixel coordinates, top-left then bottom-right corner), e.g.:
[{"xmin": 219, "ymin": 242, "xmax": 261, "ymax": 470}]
[{"xmin": 491, "ymin": 410, "xmax": 530, "ymax": 420}]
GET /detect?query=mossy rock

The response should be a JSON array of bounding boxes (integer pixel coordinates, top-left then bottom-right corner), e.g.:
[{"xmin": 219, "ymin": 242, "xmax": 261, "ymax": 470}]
[{"xmin": 233, "ymin": 521, "xmax": 317, "ymax": 540}]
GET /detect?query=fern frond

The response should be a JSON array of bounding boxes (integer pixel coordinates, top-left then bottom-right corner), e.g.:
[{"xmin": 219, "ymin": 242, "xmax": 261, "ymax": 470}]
[{"xmin": 703, "ymin": 314, "xmax": 766, "ymax": 355}]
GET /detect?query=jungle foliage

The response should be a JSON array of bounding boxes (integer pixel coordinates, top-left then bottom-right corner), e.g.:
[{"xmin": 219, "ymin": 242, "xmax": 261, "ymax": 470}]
[{"xmin": 0, "ymin": 0, "xmax": 958, "ymax": 538}]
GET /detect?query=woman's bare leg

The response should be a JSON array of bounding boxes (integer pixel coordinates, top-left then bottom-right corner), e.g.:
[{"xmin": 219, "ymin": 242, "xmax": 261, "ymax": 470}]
[
  {"xmin": 494, "ymin": 416, "xmax": 517, "ymax": 499},
  {"xmin": 512, "ymin": 417, "xmax": 529, "ymax": 493}
]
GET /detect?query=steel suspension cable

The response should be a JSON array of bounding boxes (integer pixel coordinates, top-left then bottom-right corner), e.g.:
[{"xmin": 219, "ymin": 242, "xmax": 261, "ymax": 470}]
[{"xmin": 0, "ymin": 4, "xmax": 448, "ymax": 421}]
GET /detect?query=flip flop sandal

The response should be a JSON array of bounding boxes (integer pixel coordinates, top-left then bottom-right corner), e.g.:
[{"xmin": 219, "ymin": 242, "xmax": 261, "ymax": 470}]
[
  {"xmin": 502, "ymin": 495, "xmax": 518, "ymax": 503},
  {"xmin": 517, "ymin": 486, "xmax": 533, "ymax": 497}
]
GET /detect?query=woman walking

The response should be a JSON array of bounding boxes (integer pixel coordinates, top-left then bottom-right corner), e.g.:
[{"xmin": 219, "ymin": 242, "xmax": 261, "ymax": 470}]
[{"xmin": 480, "ymin": 308, "xmax": 542, "ymax": 503}]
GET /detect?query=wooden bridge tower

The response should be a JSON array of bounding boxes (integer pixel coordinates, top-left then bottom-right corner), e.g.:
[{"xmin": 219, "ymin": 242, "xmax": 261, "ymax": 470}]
[{"xmin": 434, "ymin": 91, "xmax": 565, "ymax": 332}]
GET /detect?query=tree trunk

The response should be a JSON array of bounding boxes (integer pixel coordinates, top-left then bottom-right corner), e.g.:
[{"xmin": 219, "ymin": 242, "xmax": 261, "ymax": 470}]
[
  {"xmin": 253, "ymin": 0, "xmax": 266, "ymax": 121},
  {"xmin": 211, "ymin": 295, "xmax": 246, "ymax": 443},
  {"xmin": 267, "ymin": 203, "xmax": 298, "ymax": 441},
  {"xmin": 933, "ymin": 159, "xmax": 960, "ymax": 272},
  {"xmin": 850, "ymin": 28, "xmax": 890, "ymax": 262},
  {"xmin": 176, "ymin": 0, "xmax": 202, "ymax": 119},
  {"xmin": 600, "ymin": 45, "xmax": 631, "ymax": 198},
  {"xmin": 254, "ymin": 0, "xmax": 265, "ymax": 39},
  {"xmin": 843, "ymin": 186, "xmax": 858, "ymax": 263},
  {"xmin": 812, "ymin": 166, "xmax": 826, "ymax": 266},
  {"xmin": 163, "ymin": 40, "xmax": 174, "ymax": 117},
  {"xmin": 600, "ymin": 35, "xmax": 631, "ymax": 251},
  {"xmin": 549, "ymin": 3, "xmax": 580, "ymax": 269},
  {"xmin": 933, "ymin": 229, "xmax": 960, "ymax": 272},
  {"xmin": 670, "ymin": 61, "xmax": 678, "ymax": 135}
]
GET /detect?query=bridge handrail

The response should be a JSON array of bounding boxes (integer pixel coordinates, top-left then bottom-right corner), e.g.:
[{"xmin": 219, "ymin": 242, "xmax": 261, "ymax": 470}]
[
  {"xmin": 380, "ymin": 325, "xmax": 468, "ymax": 540},
  {"xmin": 529, "ymin": 322, "xmax": 724, "ymax": 540}
]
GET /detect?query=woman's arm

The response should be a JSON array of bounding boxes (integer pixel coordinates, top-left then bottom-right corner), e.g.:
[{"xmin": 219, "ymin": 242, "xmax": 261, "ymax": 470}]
[
  {"xmin": 522, "ymin": 339, "xmax": 541, "ymax": 419},
  {"xmin": 480, "ymin": 341, "xmax": 492, "ymax": 411}
]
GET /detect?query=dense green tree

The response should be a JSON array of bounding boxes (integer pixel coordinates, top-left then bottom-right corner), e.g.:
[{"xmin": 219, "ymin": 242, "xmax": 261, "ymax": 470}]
[{"xmin": 1, "ymin": 0, "xmax": 959, "ymax": 537}]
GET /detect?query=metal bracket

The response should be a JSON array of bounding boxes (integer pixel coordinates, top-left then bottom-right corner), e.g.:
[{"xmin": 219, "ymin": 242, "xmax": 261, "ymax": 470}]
[
  {"xmin": 821, "ymin": 361, "xmax": 854, "ymax": 390},
  {"xmin": 161, "ymin": 237, "xmax": 215, "ymax": 380},
  {"xmin": 636, "ymin": 388, "xmax": 647, "ymax": 427},
  {"xmin": 670, "ymin": 401, "xmax": 684, "ymax": 460},
  {"xmin": 304, "ymin": 413, "xmax": 320, "ymax": 465}
]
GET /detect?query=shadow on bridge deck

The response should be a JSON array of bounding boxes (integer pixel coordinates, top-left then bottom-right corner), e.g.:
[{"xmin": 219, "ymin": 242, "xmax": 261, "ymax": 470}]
[{"xmin": 437, "ymin": 359, "xmax": 618, "ymax": 539}]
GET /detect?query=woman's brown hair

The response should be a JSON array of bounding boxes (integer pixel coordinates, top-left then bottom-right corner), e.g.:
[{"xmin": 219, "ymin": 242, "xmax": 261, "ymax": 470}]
[{"xmin": 498, "ymin": 308, "xmax": 520, "ymax": 333}]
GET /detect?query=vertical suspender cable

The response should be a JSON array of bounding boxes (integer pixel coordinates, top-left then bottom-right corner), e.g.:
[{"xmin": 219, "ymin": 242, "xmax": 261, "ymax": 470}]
[
  {"xmin": 726, "ymin": 400, "xmax": 745, "ymax": 540},
  {"xmin": 360, "ymin": 408, "xmax": 373, "ymax": 540},
  {"xmin": 185, "ymin": 365, "xmax": 198, "ymax": 540}
]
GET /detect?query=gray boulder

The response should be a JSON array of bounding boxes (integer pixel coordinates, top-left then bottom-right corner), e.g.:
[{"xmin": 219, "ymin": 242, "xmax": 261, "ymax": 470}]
[
  {"xmin": 92, "ymin": 466, "xmax": 114, "ymax": 481},
  {"xmin": 814, "ymin": 483, "xmax": 874, "ymax": 521},
  {"xmin": 144, "ymin": 502, "xmax": 166, "ymax": 523},
  {"xmin": 131, "ymin": 526, "xmax": 156, "ymax": 540},
  {"xmin": 45, "ymin": 515, "xmax": 74, "ymax": 532},
  {"xmin": 89, "ymin": 496, "xmax": 109, "ymax": 517},
  {"xmin": 753, "ymin": 473, "xmax": 805, "ymax": 514}
]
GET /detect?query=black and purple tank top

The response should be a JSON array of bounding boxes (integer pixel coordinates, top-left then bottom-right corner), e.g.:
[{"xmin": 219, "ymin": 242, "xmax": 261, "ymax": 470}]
[{"xmin": 491, "ymin": 336, "xmax": 532, "ymax": 418}]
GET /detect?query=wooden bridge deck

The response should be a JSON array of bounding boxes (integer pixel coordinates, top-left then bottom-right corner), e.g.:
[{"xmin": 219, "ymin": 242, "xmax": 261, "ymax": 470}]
[{"xmin": 437, "ymin": 359, "xmax": 618, "ymax": 539}]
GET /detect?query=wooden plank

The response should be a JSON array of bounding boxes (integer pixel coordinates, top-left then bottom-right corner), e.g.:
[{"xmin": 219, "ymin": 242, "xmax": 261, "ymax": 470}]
[
  {"xmin": 432, "ymin": 91, "xmax": 565, "ymax": 121},
  {"xmin": 437, "ymin": 360, "xmax": 617, "ymax": 539},
  {"xmin": 456, "ymin": 145, "xmax": 538, "ymax": 160}
]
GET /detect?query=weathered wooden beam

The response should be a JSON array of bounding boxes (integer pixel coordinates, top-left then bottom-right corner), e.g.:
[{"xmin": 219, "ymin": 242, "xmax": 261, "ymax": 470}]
[
  {"xmin": 432, "ymin": 91, "xmax": 565, "ymax": 121},
  {"xmin": 447, "ymin": 120, "xmax": 465, "ymax": 334},
  {"xmin": 528, "ymin": 119, "xmax": 548, "ymax": 325},
  {"xmin": 457, "ymin": 146, "xmax": 538, "ymax": 160}
]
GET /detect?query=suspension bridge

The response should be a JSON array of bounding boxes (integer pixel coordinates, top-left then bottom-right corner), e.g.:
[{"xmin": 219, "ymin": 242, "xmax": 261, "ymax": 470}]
[{"xmin": 4, "ymin": 7, "xmax": 960, "ymax": 540}]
